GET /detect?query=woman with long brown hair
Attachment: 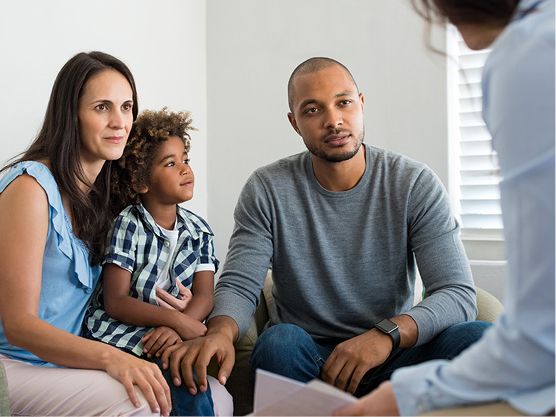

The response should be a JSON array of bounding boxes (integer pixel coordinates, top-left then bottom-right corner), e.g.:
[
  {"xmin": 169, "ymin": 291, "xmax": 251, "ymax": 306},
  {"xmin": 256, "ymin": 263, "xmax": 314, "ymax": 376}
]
[{"xmin": 0, "ymin": 51, "xmax": 172, "ymax": 416}]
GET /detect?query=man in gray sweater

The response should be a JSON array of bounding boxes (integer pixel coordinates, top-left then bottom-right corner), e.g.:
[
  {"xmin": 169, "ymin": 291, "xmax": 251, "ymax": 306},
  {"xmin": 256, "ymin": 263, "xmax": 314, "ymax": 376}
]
[{"xmin": 164, "ymin": 57, "xmax": 489, "ymax": 399}]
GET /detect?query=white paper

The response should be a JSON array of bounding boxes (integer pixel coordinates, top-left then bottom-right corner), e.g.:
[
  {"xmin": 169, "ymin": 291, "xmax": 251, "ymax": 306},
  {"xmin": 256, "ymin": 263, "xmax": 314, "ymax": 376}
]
[{"xmin": 252, "ymin": 369, "xmax": 357, "ymax": 416}]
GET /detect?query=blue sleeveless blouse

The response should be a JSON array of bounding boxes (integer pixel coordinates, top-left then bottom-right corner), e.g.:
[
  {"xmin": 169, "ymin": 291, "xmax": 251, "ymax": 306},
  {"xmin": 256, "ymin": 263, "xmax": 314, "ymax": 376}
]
[{"xmin": 0, "ymin": 161, "xmax": 101, "ymax": 366}]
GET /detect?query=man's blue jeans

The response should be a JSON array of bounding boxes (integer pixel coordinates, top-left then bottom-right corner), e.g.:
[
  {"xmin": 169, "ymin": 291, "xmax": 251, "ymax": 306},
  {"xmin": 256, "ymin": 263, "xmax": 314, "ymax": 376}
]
[
  {"xmin": 250, "ymin": 321, "xmax": 491, "ymax": 397},
  {"xmin": 151, "ymin": 357, "xmax": 215, "ymax": 416}
]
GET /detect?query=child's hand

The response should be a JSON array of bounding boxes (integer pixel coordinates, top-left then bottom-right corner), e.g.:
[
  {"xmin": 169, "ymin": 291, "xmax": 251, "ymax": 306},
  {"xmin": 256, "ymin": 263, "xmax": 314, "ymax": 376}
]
[
  {"xmin": 142, "ymin": 326, "xmax": 182, "ymax": 358},
  {"xmin": 156, "ymin": 281, "xmax": 193, "ymax": 312}
]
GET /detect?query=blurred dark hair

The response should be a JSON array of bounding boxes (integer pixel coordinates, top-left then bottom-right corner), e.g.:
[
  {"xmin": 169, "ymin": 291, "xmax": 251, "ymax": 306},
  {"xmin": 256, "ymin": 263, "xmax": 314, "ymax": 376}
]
[
  {"xmin": 411, "ymin": 0, "xmax": 520, "ymax": 26},
  {"xmin": 2, "ymin": 51, "xmax": 138, "ymax": 264}
]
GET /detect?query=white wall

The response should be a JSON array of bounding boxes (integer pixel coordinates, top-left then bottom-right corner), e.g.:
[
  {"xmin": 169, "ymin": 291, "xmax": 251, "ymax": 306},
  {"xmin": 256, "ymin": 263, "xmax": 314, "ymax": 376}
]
[
  {"xmin": 2, "ymin": 1, "xmax": 499, "ymax": 298},
  {"xmin": 207, "ymin": 0, "xmax": 449, "ymax": 270},
  {"xmin": 0, "ymin": 0, "xmax": 208, "ymax": 216}
]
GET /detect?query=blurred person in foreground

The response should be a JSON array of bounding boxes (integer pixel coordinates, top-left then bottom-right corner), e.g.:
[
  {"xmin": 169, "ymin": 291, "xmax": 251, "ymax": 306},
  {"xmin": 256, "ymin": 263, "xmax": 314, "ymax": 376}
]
[{"xmin": 335, "ymin": 0, "xmax": 555, "ymax": 415}]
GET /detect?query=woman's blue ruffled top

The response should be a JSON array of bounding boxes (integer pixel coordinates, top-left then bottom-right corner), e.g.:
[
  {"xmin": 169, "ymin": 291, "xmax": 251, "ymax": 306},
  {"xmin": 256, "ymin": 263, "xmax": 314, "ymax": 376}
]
[{"xmin": 0, "ymin": 161, "xmax": 101, "ymax": 366}]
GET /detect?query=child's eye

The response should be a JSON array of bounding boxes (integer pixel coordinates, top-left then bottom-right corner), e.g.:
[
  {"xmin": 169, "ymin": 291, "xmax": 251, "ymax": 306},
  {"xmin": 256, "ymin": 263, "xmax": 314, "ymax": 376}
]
[
  {"xmin": 165, "ymin": 161, "xmax": 175, "ymax": 167},
  {"xmin": 184, "ymin": 159, "xmax": 190, "ymax": 165}
]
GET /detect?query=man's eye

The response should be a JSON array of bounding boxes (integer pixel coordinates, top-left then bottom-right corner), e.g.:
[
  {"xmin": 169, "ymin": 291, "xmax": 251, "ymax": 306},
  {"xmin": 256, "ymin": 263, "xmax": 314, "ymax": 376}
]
[
  {"xmin": 304, "ymin": 107, "xmax": 318, "ymax": 114},
  {"xmin": 340, "ymin": 100, "xmax": 352, "ymax": 106}
]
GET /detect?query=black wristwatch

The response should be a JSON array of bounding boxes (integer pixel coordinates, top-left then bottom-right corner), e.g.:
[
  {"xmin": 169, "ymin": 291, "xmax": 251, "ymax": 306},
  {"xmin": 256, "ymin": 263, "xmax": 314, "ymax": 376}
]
[{"xmin": 375, "ymin": 318, "xmax": 400, "ymax": 351}]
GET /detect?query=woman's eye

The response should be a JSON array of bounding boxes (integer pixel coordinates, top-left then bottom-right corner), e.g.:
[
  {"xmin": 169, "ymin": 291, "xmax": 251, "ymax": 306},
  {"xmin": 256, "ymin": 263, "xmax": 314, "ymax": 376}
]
[
  {"xmin": 122, "ymin": 102, "xmax": 133, "ymax": 111},
  {"xmin": 95, "ymin": 103, "xmax": 108, "ymax": 111}
]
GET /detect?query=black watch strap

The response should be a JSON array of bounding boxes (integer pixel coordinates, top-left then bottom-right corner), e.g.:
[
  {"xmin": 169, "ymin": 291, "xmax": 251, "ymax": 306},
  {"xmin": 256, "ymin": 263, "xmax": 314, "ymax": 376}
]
[{"xmin": 375, "ymin": 319, "xmax": 400, "ymax": 351}]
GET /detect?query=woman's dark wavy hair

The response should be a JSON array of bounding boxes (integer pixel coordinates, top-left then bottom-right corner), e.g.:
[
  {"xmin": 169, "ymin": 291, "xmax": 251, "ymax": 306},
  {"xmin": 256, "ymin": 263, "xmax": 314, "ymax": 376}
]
[
  {"xmin": 110, "ymin": 107, "xmax": 194, "ymax": 215},
  {"xmin": 412, "ymin": 0, "xmax": 520, "ymax": 26},
  {"xmin": 2, "ymin": 51, "xmax": 138, "ymax": 265}
]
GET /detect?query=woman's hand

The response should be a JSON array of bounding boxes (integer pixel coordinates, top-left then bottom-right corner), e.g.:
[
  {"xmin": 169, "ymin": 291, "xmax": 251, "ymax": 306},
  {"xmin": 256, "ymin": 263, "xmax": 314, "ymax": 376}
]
[
  {"xmin": 104, "ymin": 348, "xmax": 172, "ymax": 416},
  {"xmin": 156, "ymin": 281, "xmax": 192, "ymax": 312},
  {"xmin": 142, "ymin": 326, "xmax": 182, "ymax": 358}
]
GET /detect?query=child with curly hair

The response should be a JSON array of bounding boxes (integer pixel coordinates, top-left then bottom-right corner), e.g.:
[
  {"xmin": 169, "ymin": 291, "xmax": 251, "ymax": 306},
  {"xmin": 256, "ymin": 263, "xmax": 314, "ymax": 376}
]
[{"xmin": 84, "ymin": 108, "xmax": 232, "ymax": 416}]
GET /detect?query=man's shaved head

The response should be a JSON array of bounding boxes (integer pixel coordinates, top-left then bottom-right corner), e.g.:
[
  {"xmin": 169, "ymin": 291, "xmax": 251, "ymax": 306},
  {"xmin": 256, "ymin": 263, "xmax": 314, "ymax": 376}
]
[{"xmin": 287, "ymin": 57, "xmax": 359, "ymax": 112}]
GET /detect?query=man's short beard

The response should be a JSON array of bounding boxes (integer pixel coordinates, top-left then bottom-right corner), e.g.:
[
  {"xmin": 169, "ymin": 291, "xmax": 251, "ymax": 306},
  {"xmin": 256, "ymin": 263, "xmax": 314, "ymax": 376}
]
[{"xmin": 306, "ymin": 129, "xmax": 365, "ymax": 163}]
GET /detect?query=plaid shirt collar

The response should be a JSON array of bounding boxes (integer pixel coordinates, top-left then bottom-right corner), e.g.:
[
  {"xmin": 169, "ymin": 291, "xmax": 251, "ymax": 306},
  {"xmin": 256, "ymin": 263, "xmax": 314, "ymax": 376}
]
[{"xmin": 133, "ymin": 203, "xmax": 209, "ymax": 241}]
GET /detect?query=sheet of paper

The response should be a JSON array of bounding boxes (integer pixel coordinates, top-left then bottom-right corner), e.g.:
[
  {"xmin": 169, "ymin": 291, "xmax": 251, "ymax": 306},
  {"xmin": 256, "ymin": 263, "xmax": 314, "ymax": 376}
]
[
  {"xmin": 252, "ymin": 369, "xmax": 357, "ymax": 416},
  {"xmin": 253, "ymin": 368, "xmax": 305, "ymax": 411}
]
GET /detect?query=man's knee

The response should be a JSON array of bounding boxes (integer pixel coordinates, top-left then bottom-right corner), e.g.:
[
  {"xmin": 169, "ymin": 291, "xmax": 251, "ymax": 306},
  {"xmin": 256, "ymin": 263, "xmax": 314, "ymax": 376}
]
[
  {"xmin": 254, "ymin": 323, "xmax": 311, "ymax": 354},
  {"xmin": 442, "ymin": 320, "xmax": 491, "ymax": 340},
  {"xmin": 251, "ymin": 323, "xmax": 320, "ymax": 382},
  {"xmin": 435, "ymin": 320, "xmax": 491, "ymax": 357}
]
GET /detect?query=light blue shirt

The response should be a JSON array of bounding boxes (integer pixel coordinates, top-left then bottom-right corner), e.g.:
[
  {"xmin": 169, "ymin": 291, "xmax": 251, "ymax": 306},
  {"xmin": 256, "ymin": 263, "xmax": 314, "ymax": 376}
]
[
  {"xmin": 0, "ymin": 161, "xmax": 101, "ymax": 366},
  {"xmin": 391, "ymin": 0, "xmax": 555, "ymax": 414}
]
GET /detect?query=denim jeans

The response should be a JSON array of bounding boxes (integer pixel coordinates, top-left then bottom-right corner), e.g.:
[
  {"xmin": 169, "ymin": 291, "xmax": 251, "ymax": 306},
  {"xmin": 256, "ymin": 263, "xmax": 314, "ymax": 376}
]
[
  {"xmin": 251, "ymin": 321, "xmax": 491, "ymax": 397},
  {"xmin": 150, "ymin": 357, "xmax": 215, "ymax": 416}
]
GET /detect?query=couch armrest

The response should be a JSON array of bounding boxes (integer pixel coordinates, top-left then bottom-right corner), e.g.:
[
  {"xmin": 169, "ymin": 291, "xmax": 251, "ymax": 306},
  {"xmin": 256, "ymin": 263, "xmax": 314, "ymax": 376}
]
[
  {"xmin": 475, "ymin": 287, "xmax": 503, "ymax": 323},
  {"xmin": 222, "ymin": 272, "xmax": 273, "ymax": 415}
]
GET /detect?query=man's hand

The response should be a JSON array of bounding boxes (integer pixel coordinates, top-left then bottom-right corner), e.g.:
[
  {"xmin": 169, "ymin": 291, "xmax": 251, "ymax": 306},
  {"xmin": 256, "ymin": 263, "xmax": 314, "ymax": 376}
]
[
  {"xmin": 142, "ymin": 326, "xmax": 181, "ymax": 358},
  {"xmin": 161, "ymin": 316, "xmax": 237, "ymax": 396},
  {"xmin": 321, "ymin": 329, "xmax": 392, "ymax": 393},
  {"xmin": 333, "ymin": 381, "xmax": 400, "ymax": 416}
]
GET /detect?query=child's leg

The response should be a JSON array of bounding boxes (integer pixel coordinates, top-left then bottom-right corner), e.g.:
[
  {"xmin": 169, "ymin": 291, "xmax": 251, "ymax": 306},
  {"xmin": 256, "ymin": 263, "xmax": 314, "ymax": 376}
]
[
  {"xmin": 1, "ymin": 354, "xmax": 158, "ymax": 416},
  {"xmin": 152, "ymin": 356, "xmax": 215, "ymax": 416}
]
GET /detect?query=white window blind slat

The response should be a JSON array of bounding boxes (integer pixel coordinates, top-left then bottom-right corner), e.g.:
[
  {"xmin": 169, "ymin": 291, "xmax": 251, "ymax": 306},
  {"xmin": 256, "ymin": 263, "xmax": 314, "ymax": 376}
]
[{"xmin": 459, "ymin": 97, "xmax": 482, "ymax": 113}]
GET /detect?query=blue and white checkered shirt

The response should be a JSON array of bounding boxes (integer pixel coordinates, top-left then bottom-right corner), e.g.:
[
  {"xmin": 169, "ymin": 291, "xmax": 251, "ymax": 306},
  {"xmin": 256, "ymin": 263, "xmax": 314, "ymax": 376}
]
[{"xmin": 84, "ymin": 203, "xmax": 219, "ymax": 356}]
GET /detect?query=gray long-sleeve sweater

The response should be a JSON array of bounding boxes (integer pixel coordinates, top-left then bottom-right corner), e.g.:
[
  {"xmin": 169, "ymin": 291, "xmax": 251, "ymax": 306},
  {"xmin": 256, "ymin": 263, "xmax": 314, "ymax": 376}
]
[{"xmin": 212, "ymin": 144, "xmax": 477, "ymax": 345}]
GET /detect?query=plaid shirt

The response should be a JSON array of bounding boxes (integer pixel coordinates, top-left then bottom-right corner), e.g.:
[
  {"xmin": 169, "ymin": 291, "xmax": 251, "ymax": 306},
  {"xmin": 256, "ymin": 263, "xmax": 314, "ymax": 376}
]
[{"xmin": 84, "ymin": 203, "xmax": 218, "ymax": 356}]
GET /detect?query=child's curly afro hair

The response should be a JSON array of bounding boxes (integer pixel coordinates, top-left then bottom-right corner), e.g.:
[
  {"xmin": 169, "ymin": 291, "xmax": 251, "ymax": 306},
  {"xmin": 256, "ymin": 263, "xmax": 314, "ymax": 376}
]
[{"xmin": 110, "ymin": 107, "xmax": 195, "ymax": 214}]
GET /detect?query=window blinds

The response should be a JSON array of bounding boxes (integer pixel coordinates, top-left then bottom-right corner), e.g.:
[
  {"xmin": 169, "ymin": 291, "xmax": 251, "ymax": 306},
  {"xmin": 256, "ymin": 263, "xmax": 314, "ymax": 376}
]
[{"xmin": 455, "ymin": 37, "xmax": 503, "ymax": 231}]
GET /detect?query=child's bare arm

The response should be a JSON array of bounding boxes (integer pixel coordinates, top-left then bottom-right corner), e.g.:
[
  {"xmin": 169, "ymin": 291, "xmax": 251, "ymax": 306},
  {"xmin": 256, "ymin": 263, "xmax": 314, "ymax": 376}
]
[
  {"xmin": 182, "ymin": 270, "xmax": 215, "ymax": 322},
  {"xmin": 103, "ymin": 264, "xmax": 206, "ymax": 340}
]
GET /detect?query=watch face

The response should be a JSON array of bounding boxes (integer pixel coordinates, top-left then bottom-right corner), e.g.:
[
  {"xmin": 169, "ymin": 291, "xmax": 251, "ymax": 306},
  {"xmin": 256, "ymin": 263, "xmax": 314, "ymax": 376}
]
[{"xmin": 377, "ymin": 319, "xmax": 398, "ymax": 333}]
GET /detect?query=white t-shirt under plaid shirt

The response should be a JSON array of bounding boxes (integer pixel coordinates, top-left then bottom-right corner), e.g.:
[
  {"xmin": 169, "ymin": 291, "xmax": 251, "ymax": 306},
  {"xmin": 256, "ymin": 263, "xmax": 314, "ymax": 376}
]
[{"xmin": 84, "ymin": 203, "xmax": 219, "ymax": 356}]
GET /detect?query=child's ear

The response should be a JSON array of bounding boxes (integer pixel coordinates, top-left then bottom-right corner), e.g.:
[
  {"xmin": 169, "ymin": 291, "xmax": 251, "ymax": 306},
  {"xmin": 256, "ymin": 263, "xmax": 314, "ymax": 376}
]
[
  {"xmin": 137, "ymin": 185, "xmax": 149, "ymax": 194},
  {"xmin": 132, "ymin": 180, "xmax": 149, "ymax": 195}
]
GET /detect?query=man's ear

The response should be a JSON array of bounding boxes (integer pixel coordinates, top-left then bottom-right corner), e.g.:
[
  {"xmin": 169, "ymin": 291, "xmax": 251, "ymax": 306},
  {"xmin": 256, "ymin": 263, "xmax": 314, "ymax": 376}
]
[
  {"xmin": 288, "ymin": 112, "xmax": 301, "ymax": 135},
  {"xmin": 359, "ymin": 93, "xmax": 365, "ymax": 110}
]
